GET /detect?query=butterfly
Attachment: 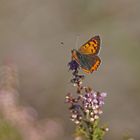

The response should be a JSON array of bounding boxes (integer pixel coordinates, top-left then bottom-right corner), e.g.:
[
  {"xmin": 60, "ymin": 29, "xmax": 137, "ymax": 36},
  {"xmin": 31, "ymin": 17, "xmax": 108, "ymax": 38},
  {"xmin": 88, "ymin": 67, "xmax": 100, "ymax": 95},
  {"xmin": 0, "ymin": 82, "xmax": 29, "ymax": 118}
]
[{"xmin": 71, "ymin": 35, "xmax": 101, "ymax": 73}]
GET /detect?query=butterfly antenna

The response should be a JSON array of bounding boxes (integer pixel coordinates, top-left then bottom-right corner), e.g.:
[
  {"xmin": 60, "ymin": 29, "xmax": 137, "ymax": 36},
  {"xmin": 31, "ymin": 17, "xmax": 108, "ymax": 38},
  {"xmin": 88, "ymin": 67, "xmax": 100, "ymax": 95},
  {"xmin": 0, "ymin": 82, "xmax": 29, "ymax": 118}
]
[{"xmin": 75, "ymin": 35, "xmax": 80, "ymax": 49}]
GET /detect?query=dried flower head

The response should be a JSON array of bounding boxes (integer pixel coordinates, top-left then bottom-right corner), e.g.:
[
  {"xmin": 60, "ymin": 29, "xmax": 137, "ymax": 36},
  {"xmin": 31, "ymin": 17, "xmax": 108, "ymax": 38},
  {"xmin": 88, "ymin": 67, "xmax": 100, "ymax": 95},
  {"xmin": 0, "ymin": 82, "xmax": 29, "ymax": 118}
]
[{"xmin": 68, "ymin": 60, "xmax": 79, "ymax": 71}]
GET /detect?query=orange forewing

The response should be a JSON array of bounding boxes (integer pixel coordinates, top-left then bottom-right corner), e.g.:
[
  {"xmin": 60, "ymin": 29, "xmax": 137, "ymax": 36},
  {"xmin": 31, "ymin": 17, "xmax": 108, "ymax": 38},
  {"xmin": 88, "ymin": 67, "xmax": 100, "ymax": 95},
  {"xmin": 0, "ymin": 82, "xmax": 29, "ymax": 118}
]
[{"xmin": 78, "ymin": 36, "xmax": 100, "ymax": 55}]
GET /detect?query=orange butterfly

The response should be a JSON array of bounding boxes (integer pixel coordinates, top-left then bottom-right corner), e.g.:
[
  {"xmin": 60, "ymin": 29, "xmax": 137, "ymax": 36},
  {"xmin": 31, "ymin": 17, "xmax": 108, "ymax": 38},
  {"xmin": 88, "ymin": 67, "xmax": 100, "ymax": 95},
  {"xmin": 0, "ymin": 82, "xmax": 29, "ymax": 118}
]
[{"xmin": 71, "ymin": 35, "xmax": 101, "ymax": 73}]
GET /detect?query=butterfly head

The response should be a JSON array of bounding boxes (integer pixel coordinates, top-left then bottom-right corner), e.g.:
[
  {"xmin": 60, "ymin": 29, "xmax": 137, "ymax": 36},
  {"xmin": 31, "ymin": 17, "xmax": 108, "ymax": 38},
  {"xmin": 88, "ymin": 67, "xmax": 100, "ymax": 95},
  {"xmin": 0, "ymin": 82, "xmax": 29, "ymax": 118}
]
[{"xmin": 71, "ymin": 49, "xmax": 79, "ymax": 62}]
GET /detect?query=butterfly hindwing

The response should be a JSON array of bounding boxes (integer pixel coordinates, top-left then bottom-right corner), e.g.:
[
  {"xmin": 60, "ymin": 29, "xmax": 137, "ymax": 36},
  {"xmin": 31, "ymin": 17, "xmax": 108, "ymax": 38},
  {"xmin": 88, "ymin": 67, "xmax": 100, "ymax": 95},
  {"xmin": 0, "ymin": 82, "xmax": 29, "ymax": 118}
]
[
  {"xmin": 78, "ymin": 35, "xmax": 100, "ymax": 55},
  {"xmin": 72, "ymin": 50, "xmax": 101, "ymax": 73}
]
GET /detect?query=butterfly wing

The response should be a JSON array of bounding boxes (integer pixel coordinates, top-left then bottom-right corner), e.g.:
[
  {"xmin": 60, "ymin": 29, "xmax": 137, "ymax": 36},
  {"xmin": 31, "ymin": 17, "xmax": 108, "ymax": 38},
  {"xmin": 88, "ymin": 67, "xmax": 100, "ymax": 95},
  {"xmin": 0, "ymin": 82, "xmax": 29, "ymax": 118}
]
[
  {"xmin": 72, "ymin": 50, "xmax": 101, "ymax": 73},
  {"xmin": 79, "ymin": 54, "xmax": 101, "ymax": 73},
  {"xmin": 78, "ymin": 35, "xmax": 100, "ymax": 55}
]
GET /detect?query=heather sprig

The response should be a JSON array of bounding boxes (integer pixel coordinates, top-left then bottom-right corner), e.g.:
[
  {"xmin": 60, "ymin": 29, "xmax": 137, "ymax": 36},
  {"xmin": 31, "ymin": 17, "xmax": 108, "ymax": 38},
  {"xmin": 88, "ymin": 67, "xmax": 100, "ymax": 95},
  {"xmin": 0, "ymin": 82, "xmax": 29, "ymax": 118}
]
[{"xmin": 66, "ymin": 60, "xmax": 108, "ymax": 140}]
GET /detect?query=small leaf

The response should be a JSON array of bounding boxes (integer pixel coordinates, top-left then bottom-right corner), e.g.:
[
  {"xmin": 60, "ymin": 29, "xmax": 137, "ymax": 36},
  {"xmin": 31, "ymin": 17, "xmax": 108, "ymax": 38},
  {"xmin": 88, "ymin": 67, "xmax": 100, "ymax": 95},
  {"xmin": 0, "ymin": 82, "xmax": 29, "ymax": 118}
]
[
  {"xmin": 74, "ymin": 125, "xmax": 88, "ymax": 139},
  {"xmin": 93, "ymin": 119, "xmax": 99, "ymax": 129},
  {"xmin": 92, "ymin": 127, "xmax": 105, "ymax": 140}
]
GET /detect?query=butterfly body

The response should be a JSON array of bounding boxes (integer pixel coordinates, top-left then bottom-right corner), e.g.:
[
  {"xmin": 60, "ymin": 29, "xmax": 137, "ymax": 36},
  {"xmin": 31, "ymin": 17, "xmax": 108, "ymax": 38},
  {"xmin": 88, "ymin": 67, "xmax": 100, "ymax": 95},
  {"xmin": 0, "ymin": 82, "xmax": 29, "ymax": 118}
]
[{"xmin": 71, "ymin": 35, "xmax": 101, "ymax": 73}]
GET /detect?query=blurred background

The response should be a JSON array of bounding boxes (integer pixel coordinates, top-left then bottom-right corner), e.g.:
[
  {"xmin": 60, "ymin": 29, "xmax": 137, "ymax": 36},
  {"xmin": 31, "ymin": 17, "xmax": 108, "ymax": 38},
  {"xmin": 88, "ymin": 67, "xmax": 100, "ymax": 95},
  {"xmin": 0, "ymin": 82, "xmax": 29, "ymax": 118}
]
[{"xmin": 0, "ymin": 0, "xmax": 140, "ymax": 140}]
